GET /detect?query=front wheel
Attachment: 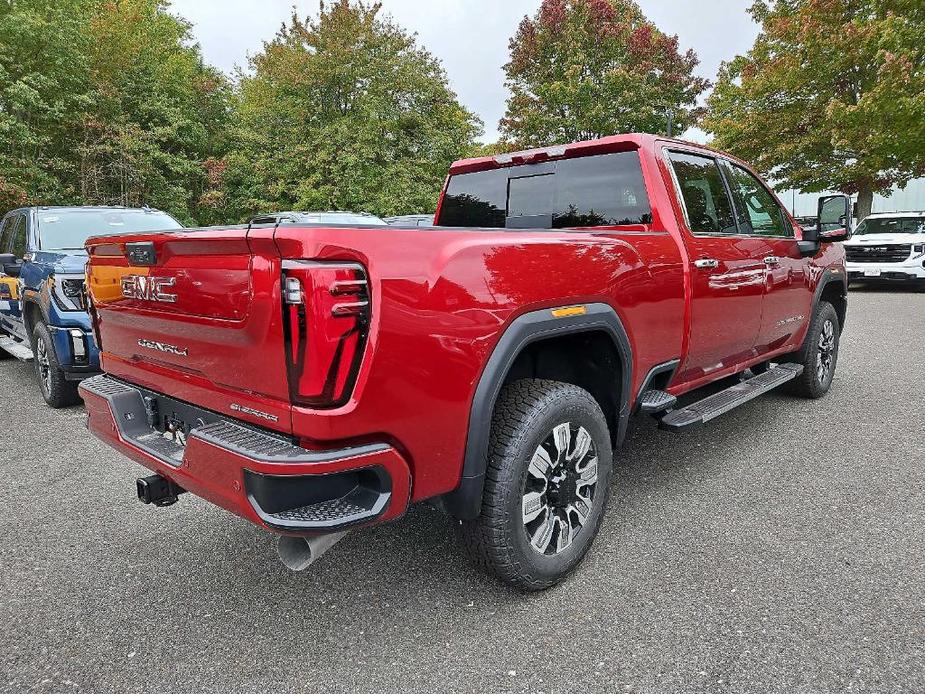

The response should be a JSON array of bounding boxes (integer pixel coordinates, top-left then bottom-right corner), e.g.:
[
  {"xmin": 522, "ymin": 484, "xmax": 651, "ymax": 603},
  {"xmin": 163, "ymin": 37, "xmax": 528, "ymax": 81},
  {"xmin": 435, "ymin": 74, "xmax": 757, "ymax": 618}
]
[
  {"xmin": 458, "ymin": 379, "xmax": 613, "ymax": 591},
  {"xmin": 785, "ymin": 301, "xmax": 841, "ymax": 399},
  {"xmin": 32, "ymin": 322, "xmax": 81, "ymax": 408}
]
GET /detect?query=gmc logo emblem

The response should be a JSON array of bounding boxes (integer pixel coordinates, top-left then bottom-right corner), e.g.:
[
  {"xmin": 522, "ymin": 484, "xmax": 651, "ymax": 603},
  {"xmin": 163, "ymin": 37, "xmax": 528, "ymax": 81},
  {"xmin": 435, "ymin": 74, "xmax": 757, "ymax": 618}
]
[{"xmin": 121, "ymin": 275, "xmax": 177, "ymax": 303}]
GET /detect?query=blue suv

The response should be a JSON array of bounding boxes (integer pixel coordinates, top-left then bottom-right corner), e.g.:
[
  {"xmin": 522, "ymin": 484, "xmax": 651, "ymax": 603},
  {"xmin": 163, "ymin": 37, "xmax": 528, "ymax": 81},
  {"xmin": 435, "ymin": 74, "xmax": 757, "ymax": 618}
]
[{"xmin": 0, "ymin": 206, "xmax": 182, "ymax": 407}]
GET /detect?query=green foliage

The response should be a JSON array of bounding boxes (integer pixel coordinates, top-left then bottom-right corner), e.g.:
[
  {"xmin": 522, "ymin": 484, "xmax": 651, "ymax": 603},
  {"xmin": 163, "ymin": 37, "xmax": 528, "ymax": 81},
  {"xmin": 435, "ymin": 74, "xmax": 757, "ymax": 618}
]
[
  {"xmin": 0, "ymin": 0, "xmax": 93, "ymax": 205},
  {"xmin": 703, "ymin": 0, "xmax": 925, "ymax": 218},
  {"xmin": 0, "ymin": 0, "xmax": 231, "ymax": 223},
  {"xmin": 501, "ymin": 0, "xmax": 709, "ymax": 147},
  {"xmin": 221, "ymin": 0, "xmax": 482, "ymax": 221}
]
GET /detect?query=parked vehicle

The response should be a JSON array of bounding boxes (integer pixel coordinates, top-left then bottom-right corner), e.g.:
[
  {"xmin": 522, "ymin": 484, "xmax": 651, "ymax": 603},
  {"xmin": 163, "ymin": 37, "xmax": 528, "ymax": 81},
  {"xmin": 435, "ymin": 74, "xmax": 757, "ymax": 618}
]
[
  {"xmin": 384, "ymin": 214, "xmax": 434, "ymax": 227},
  {"xmin": 0, "ymin": 206, "xmax": 182, "ymax": 406},
  {"xmin": 844, "ymin": 211, "xmax": 925, "ymax": 288},
  {"xmin": 79, "ymin": 134, "xmax": 851, "ymax": 590},
  {"xmin": 252, "ymin": 211, "xmax": 388, "ymax": 226}
]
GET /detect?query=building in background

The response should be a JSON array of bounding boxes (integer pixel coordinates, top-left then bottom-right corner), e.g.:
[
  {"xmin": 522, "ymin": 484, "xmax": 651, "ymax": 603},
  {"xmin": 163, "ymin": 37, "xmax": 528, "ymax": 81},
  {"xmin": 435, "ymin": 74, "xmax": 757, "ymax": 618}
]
[{"xmin": 778, "ymin": 178, "xmax": 925, "ymax": 219}]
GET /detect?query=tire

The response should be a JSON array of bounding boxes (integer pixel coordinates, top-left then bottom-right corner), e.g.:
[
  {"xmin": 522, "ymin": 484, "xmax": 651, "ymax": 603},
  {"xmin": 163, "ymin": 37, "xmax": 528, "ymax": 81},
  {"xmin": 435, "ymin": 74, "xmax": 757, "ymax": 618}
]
[
  {"xmin": 32, "ymin": 322, "xmax": 81, "ymax": 408},
  {"xmin": 458, "ymin": 379, "xmax": 614, "ymax": 591},
  {"xmin": 785, "ymin": 301, "xmax": 841, "ymax": 399},
  {"xmin": 0, "ymin": 326, "xmax": 11, "ymax": 359}
]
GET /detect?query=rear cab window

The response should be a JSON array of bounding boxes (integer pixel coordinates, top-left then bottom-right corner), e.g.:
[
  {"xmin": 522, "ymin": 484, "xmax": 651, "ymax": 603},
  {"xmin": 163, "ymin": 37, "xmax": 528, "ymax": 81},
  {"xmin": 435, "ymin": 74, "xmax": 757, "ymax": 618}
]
[{"xmin": 436, "ymin": 151, "xmax": 653, "ymax": 230}]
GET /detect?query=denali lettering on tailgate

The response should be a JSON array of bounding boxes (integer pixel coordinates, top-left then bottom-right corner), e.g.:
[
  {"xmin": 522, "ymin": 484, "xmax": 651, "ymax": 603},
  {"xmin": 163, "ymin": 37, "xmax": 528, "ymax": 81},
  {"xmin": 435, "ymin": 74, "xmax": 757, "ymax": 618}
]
[
  {"xmin": 121, "ymin": 275, "xmax": 177, "ymax": 303},
  {"xmin": 137, "ymin": 339, "xmax": 189, "ymax": 357}
]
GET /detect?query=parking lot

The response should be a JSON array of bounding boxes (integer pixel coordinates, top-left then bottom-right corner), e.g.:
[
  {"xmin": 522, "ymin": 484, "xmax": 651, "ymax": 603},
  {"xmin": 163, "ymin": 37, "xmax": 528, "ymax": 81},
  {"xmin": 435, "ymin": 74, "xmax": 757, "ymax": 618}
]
[{"xmin": 1, "ymin": 287, "xmax": 923, "ymax": 694}]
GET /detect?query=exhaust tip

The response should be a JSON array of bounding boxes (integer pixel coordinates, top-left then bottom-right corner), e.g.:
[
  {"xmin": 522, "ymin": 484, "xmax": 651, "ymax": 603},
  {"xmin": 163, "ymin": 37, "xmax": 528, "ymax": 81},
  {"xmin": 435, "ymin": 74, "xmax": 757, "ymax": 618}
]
[{"xmin": 277, "ymin": 532, "xmax": 348, "ymax": 572}]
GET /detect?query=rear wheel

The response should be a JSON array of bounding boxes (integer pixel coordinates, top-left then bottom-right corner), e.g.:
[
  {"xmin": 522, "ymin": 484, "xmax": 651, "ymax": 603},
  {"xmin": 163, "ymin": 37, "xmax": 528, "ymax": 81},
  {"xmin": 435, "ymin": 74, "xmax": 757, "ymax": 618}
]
[
  {"xmin": 458, "ymin": 379, "xmax": 613, "ymax": 591},
  {"xmin": 32, "ymin": 322, "xmax": 80, "ymax": 408},
  {"xmin": 785, "ymin": 301, "xmax": 840, "ymax": 399}
]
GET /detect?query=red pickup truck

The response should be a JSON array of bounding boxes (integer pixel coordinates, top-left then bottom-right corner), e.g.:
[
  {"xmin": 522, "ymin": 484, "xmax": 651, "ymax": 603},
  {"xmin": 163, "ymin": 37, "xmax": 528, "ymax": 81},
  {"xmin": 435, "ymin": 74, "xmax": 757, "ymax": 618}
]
[{"xmin": 80, "ymin": 134, "xmax": 852, "ymax": 590}]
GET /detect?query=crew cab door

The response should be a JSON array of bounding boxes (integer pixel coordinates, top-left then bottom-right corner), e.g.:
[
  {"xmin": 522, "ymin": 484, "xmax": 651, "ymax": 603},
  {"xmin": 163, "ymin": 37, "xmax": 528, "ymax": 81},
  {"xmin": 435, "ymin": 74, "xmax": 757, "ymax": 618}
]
[
  {"xmin": 665, "ymin": 150, "xmax": 766, "ymax": 383},
  {"xmin": 0, "ymin": 212, "xmax": 28, "ymax": 339},
  {"xmin": 719, "ymin": 160, "xmax": 811, "ymax": 352}
]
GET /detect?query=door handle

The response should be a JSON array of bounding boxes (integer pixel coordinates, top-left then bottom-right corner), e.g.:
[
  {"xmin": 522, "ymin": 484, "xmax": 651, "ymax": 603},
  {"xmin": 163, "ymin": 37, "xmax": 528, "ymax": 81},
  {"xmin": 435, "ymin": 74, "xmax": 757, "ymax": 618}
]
[{"xmin": 694, "ymin": 258, "xmax": 720, "ymax": 269}]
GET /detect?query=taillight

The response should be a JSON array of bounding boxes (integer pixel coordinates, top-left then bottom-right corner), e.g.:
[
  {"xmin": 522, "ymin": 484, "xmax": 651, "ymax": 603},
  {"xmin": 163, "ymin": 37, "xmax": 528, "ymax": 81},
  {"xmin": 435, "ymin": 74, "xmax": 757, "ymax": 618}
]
[{"xmin": 281, "ymin": 260, "xmax": 370, "ymax": 408}]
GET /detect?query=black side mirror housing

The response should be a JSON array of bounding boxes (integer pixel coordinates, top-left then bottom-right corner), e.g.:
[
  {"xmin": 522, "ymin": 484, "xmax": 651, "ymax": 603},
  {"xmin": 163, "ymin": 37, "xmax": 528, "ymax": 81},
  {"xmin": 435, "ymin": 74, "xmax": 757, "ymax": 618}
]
[
  {"xmin": 816, "ymin": 194, "xmax": 854, "ymax": 243},
  {"xmin": 0, "ymin": 253, "xmax": 22, "ymax": 277}
]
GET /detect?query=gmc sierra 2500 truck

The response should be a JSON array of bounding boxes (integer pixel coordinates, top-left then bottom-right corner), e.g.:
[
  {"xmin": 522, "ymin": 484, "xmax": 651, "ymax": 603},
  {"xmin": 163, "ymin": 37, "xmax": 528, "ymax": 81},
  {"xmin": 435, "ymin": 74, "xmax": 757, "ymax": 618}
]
[
  {"xmin": 80, "ymin": 134, "xmax": 852, "ymax": 590},
  {"xmin": 0, "ymin": 206, "xmax": 182, "ymax": 407}
]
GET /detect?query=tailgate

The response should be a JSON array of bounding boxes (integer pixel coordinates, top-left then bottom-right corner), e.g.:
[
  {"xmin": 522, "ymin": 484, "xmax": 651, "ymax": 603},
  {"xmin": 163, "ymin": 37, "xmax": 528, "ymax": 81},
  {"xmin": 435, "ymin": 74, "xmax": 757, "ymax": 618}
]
[{"xmin": 85, "ymin": 227, "xmax": 293, "ymax": 432}]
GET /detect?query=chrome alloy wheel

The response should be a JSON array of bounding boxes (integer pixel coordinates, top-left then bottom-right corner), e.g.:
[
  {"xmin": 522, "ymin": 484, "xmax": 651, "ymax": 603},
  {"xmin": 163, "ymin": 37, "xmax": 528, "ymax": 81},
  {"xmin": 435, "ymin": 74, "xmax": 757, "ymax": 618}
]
[
  {"xmin": 522, "ymin": 423, "xmax": 599, "ymax": 556},
  {"xmin": 36, "ymin": 337, "xmax": 52, "ymax": 395},
  {"xmin": 816, "ymin": 319, "xmax": 836, "ymax": 384}
]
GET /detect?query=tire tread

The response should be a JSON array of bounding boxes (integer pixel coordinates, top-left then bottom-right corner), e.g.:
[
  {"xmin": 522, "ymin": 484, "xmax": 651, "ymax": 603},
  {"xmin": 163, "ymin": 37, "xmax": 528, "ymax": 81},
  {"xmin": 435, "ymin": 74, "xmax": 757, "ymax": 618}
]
[{"xmin": 459, "ymin": 379, "xmax": 611, "ymax": 591}]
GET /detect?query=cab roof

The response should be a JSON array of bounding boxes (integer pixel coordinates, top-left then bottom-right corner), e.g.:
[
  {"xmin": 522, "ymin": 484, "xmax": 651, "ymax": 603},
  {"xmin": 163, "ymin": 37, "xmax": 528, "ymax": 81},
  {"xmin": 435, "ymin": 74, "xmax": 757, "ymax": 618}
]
[{"xmin": 449, "ymin": 133, "xmax": 715, "ymax": 176}]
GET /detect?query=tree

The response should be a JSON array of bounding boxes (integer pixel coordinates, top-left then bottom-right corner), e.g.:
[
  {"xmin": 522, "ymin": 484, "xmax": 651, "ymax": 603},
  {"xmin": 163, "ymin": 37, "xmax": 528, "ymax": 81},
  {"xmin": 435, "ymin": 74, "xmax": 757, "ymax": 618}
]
[
  {"xmin": 500, "ymin": 0, "xmax": 709, "ymax": 147},
  {"xmin": 222, "ymin": 0, "xmax": 482, "ymax": 221},
  {"xmin": 79, "ymin": 0, "xmax": 232, "ymax": 224},
  {"xmin": 0, "ymin": 0, "xmax": 94, "ymax": 206},
  {"xmin": 0, "ymin": 0, "xmax": 231, "ymax": 223},
  {"xmin": 703, "ymin": 0, "xmax": 925, "ymax": 220}
]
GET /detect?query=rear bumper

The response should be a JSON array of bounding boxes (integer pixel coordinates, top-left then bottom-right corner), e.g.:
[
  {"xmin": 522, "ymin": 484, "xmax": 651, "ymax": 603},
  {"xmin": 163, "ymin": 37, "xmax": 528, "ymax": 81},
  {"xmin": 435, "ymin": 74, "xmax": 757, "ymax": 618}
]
[{"xmin": 79, "ymin": 375, "xmax": 411, "ymax": 535}]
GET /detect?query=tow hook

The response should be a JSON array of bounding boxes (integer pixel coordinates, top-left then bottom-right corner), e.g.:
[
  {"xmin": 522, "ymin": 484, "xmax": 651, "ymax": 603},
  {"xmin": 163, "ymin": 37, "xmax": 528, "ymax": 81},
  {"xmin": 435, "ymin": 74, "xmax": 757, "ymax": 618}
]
[
  {"xmin": 277, "ymin": 532, "xmax": 349, "ymax": 571},
  {"xmin": 136, "ymin": 474, "xmax": 186, "ymax": 507}
]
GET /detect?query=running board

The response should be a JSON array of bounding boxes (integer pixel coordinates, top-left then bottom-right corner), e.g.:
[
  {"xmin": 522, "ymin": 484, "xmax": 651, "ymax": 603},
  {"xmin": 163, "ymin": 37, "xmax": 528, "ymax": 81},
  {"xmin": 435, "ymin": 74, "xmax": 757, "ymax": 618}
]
[
  {"xmin": 659, "ymin": 363, "xmax": 803, "ymax": 433},
  {"xmin": 0, "ymin": 336, "xmax": 33, "ymax": 362}
]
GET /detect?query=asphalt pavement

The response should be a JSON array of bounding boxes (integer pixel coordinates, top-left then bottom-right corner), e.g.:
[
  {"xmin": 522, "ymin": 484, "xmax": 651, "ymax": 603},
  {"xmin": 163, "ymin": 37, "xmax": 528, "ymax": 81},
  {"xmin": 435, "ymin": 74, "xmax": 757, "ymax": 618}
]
[{"xmin": 1, "ymin": 287, "xmax": 923, "ymax": 694}]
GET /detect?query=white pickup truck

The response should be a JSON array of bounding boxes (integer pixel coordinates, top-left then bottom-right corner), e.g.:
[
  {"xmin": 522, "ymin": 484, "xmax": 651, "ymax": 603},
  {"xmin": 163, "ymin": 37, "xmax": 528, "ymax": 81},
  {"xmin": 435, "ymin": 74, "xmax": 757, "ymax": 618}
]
[{"xmin": 844, "ymin": 212, "xmax": 925, "ymax": 288}]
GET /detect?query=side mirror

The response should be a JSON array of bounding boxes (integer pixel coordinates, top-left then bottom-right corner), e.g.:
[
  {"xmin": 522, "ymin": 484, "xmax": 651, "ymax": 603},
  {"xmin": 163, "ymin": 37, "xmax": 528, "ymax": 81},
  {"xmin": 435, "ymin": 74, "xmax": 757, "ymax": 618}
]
[
  {"xmin": 816, "ymin": 194, "xmax": 853, "ymax": 243},
  {"xmin": 0, "ymin": 253, "xmax": 21, "ymax": 277}
]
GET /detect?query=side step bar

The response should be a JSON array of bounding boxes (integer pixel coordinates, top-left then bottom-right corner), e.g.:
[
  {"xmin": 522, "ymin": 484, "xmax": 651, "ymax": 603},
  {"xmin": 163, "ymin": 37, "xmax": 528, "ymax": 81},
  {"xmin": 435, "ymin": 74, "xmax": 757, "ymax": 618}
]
[
  {"xmin": 659, "ymin": 363, "xmax": 803, "ymax": 433},
  {"xmin": 0, "ymin": 335, "xmax": 33, "ymax": 362}
]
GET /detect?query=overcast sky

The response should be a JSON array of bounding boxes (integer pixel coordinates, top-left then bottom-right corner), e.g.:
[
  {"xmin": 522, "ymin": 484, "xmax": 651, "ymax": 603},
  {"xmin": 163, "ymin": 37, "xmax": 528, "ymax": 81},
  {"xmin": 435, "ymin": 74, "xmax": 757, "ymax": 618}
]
[{"xmin": 169, "ymin": 0, "xmax": 760, "ymax": 143}]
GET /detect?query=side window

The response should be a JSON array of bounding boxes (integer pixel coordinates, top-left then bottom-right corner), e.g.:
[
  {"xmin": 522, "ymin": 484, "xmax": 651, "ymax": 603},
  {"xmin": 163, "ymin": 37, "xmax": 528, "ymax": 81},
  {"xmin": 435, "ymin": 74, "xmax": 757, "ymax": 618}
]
[
  {"xmin": 0, "ymin": 216, "xmax": 13, "ymax": 252},
  {"xmin": 722, "ymin": 163, "xmax": 791, "ymax": 238},
  {"xmin": 667, "ymin": 152, "xmax": 737, "ymax": 235},
  {"xmin": 10, "ymin": 215, "xmax": 27, "ymax": 257}
]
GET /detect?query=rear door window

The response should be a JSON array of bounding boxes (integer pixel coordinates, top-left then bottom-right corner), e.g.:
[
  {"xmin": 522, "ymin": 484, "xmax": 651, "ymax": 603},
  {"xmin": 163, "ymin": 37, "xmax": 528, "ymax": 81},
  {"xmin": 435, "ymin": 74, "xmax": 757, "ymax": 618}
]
[
  {"xmin": 437, "ymin": 151, "xmax": 652, "ymax": 229},
  {"xmin": 667, "ymin": 151, "xmax": 737, "ymax": 235}
]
